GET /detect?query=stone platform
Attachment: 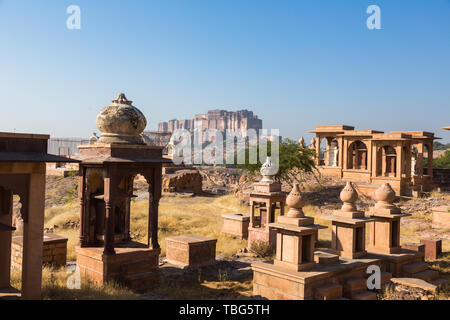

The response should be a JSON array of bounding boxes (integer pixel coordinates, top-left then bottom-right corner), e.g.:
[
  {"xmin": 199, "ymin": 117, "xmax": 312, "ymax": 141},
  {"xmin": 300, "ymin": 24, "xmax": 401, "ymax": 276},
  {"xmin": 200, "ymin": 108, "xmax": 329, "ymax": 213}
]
[
  {"xmin": 76, "ymin": 241, "xmax": 160, "ymax": 291},
  {"xmin": 11, "ymin": 233, "xmax": 68, "ymax": 269},
  {"xmin": 252, "ymin": 249, "xmax": 425, "ymax": 300}
]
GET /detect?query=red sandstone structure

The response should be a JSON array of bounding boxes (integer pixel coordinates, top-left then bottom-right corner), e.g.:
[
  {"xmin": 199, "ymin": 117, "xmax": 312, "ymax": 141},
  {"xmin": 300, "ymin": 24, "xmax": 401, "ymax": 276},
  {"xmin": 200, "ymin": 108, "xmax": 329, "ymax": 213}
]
[
  {"xmin": 0, "ymin": 132, "xmax": 77, "ymax": 299},
  {"xmin": 309, "ymin": 125, "xmax": 438, "ymax": 196},
  {"xmin": 247, "ymin": 157, "xmax": 286, "ymax": 250},
  {"xmin": 75, "ymin": 94, "xmax": 171, "ymax": 290},
  {"xmin": 252, "ymin": 182, "xmax": 445, "ymax": 300}
]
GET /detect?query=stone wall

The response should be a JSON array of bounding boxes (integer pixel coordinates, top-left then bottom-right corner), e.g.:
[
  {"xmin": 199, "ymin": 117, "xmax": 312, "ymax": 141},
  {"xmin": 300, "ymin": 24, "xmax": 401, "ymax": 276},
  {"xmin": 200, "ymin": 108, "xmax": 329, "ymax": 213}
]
[
  {"xmin": 432, "ymin": 168, "xmax": 450, "ymax": 190},
  {"xmin": 162, "ymin": 169, "xmax": 203, "ymax": 194},
  {"xmin": 11, "ymin": 233, "xmax": 67, "ymax": 269}
]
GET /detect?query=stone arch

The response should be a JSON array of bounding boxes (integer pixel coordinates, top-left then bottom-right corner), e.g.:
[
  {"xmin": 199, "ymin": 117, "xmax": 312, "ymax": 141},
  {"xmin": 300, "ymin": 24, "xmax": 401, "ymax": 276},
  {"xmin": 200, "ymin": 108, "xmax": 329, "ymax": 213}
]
[
  {"xmin": 327, "ymin": 138, "xmax": 339, "ymax": 167},
  {"xmin": 383, "ymin": 146, "xmax": 397, "ymax": 177},
  {"xmin": 348, "ymin": 140, "xmax": 368, "ymax": 170}
]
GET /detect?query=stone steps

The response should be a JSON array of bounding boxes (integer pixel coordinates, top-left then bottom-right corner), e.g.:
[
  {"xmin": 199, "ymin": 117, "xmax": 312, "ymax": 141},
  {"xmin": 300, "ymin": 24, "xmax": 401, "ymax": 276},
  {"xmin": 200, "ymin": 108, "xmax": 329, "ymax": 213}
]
[
  {"xmin": 413, "ymin": 269, "xmax": 439, "ymax": 282},
  {"xmin": 380, "ymin": 272, "xmax": 392, "ymax": 285},
  {"xmin": 430, "ymin": 277, "xmax": 448, "ymax": 288},
  {"xmin": 351, "ymin": 290, "xmax": 377, "ymax": 300},
  {"xmin": 402, "ymin": 262, "xmax": 429, "ymax": 275},
  {"xmin": 314, "ymin": 283, "xmax": 343, "ymax": 300},
  {"xmin": 314, "ymin": 251, "xmax": 339, "ymax": 264},
  {"xmin": 344, "ymin": 277, "xmax": 367, "ymax": 295}
]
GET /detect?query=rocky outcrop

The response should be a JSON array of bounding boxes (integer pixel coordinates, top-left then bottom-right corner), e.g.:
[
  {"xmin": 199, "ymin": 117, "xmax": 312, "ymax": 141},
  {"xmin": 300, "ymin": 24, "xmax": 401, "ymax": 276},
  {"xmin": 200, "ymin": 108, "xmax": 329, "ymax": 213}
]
[{"xmin": 162, "ymin": 169, "xmax": 203, "ymax": 194}]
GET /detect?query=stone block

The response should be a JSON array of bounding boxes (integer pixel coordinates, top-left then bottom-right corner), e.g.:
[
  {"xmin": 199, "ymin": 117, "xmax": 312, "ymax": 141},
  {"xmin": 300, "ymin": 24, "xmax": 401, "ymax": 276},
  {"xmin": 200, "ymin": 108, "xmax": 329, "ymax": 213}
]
[
  {"xmin": 165, "ymin": 234, "xmax": 217, "ymax": 268},
  {"xmin": 420, "ymin": 238, "xmax": 442, "ymax": 260},
  {"xmin": 221, "ymin": 213, "xmax": 250, "ymax": 239}
]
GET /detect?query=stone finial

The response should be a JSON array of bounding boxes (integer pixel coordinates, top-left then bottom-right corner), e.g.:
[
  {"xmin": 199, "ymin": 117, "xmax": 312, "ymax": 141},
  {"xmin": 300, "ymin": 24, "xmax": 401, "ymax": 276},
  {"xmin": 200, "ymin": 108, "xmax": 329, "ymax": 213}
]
[
  {"xmin": 96, "ymin": 93, "xmax": 147, "ymax": 145},
  {"xmin": 299, "ymin": 136, "xmax": 305, "ymax": 148},
  {"xmin": 260, "ymin": 156, "xmax": 277, "ymax": 183},
  {"xmin": 89, "ymin": 132, "xmax": 98, "ymax": 144},
  {"xmin": 374, "ymin": 183, "xmax": 397, "ymax": 210},
  {"xmin": 286, "ymin": 184, "xmax": 305, "ymax": 218},
  {"xmin": 112, "ymin": 93, "xmax": 133, "ymax": 105},
  {"xmin": 309, "ymin": 137, "xmax": 316, "ymax": 149},
  {"xmin": 340, "ymin": 182, "xmax": 358, "ymax": 212}
]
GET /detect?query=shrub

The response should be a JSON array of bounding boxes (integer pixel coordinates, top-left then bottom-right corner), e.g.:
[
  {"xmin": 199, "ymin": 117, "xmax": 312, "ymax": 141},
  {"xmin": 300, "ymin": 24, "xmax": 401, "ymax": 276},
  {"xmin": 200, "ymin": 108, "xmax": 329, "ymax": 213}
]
[{"xmin": 249, "ymin": 240, "xmax": 274, "ymax": 258}]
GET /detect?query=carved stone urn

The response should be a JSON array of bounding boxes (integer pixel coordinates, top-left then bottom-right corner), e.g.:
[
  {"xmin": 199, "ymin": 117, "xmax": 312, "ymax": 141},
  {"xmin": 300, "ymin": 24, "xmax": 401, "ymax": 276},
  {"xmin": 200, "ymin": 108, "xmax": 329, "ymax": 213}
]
[
  {"xmin": 286, "ymin": 183, "xmax": 305, "ymax": 218},
  {"xmin": 260, "ymin": 156, "xmax": 277, "ymax": 183},
  {"xmin": 96, "ymin": 93, "xmax": 147, "ymax": 145},
  {"xmin": 340, "ymin": 182, "xmax": 358, "ymax": 212},
  {"xmin": 374, "ymin": 183, "xmax": 396, "ymax": 209}
]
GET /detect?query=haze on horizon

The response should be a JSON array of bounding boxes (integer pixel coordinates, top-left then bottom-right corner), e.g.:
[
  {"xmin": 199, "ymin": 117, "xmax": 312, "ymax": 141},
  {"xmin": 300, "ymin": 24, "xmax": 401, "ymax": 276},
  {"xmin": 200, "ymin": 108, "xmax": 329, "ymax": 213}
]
[{"xmin": 0, "ymin": 0, "xmax": 449, "ymax": 143}]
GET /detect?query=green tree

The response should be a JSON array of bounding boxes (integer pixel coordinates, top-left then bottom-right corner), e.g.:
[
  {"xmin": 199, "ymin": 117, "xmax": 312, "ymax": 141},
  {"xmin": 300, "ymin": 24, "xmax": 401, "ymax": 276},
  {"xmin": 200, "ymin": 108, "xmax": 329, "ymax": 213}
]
[
  {"xmin": 238, "ymin": 138, "xmax": 317, "ymax": 185},
  {"xmin": 434, "ymin": 150, "xmax": 450, "ymax": 168}
]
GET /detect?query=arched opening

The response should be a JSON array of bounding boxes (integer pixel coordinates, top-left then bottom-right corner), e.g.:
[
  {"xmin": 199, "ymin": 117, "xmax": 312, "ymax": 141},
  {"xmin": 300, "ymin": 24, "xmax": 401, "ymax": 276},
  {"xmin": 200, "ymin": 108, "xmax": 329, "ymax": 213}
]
[
  {"xmin": 130, "ymin": 174, "xmax": 149, "ymax": 244},
  {"xmin": 318, "ymin": 138, "xmax": 326, "ymax": 165},
  {"xmin": 384, "ymin": 146, "xmax": 397, "ymax": 177},
  {"xmin": 348, "ymin": 141, "xmax": 368, "ymax": 170},
  {"xmin": 327, "ymin": 139, "xmax": 339, "ymax": 167},
  {"xmin": 411, "ymin": 145, "xmax": 418, "ymax": 176}
]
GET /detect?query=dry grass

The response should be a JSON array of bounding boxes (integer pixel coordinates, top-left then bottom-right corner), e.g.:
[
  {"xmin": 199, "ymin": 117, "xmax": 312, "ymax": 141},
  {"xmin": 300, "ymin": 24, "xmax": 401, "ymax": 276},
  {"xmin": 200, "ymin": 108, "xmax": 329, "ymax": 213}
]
[
  {"xmin": 10, "ymin": 266, "xmax": 137, "ymax": 300},
  {"xmin": 43, "ymin": 194, "xmax": 249, "ymax": 260},
  {"xmin": 430, "ymin": 190, "xmax": 450, "ymax": 201}
]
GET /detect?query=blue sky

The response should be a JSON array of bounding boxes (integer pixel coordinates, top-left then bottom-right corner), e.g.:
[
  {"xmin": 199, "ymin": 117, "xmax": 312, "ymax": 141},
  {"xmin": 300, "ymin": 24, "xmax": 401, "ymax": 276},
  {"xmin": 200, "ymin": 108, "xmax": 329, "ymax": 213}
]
[{"xmin": 0, "ymin": 0, "xmax": 449, "ymax": 143}]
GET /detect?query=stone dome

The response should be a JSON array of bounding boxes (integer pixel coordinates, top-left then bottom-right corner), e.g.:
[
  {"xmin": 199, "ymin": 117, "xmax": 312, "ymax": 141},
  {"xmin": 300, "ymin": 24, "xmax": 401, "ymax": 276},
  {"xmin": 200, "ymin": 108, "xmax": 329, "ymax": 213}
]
[{"xmin": 96, "ymin": 93, "xmax": 147, "ymax": 145}]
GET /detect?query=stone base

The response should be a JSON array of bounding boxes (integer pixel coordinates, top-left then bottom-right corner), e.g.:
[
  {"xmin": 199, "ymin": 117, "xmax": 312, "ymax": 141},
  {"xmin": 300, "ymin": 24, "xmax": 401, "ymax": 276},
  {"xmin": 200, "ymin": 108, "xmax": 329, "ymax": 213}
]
[
  {"xmin": 11, "ymin": 233, "xmax": 67, "ymax": 270},
  {"xmin": 252, "ymin": 255, "xmax": 384, "ymax": 300},
  {"xmin": 248, "ymin": 227, "xmax": 276, "ymax": 250},
  {"xmin": 221, "ymin": 213, "xmax": 250, "ymax": 239},
  {"xmin": 76, "ymin": 242, "xmax": 160, "ymax": 291},
  {"xmin": 165, "ymin": 235, "xmax": 217, "ymax": 268},
  {"xmin": 252, "ymin": 249, "xmax": 426, "ymax": 300},
  {"xmin": 328, "ymin": 248, "xmax": 367, "ymax": 260},
  {"xmin": 367, "ymin": 249, "xmax": 424, "ymax": 277}
]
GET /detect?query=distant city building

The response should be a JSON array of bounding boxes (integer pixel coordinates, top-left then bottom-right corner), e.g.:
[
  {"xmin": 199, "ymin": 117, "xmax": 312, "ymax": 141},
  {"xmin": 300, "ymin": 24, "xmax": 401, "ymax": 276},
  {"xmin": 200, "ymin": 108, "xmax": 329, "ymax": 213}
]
[
  {"xmin": 47, "ymin": 138, "xmax": 89, "ymax": 156},
  {"xmin": 158, "ymin": 109, "xmax": 262, "ymax": 135}
]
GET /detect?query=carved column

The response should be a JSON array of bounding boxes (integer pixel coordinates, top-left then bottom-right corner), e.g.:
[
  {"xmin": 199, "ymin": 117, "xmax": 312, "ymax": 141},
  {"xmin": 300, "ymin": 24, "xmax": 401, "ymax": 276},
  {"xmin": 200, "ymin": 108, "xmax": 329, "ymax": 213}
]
[
  {"xmin": 146, "ymin": 166, "xmax": 162, "ymax": 250},
  {"xmin": 78, "ymin": 170, "xmax": 86, "ymax": 246},
  {"xmin": 103, "ymin": 168, "xmax": 116, "ymax": 255}
]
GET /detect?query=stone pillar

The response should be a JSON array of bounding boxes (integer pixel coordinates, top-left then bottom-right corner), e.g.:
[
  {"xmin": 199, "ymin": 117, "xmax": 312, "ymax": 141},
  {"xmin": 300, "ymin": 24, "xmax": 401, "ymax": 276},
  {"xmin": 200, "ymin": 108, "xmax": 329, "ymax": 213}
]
[
  {"xmin": 21, "ymin": 171, "xmax": 45, "ymax": 300},
  {"xmin": 103, "ymin": 173, "xmax": 116, "ymax": 256},
  {"xmin": 0, "ymin": 188, "xmax": 13, "ymax": 288}
]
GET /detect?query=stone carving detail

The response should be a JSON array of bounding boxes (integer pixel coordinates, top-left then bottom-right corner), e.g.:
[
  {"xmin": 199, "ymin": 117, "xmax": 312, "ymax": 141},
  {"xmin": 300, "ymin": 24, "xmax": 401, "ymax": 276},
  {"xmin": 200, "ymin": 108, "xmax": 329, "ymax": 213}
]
[
  {"xmin": 374, "ymin": 183, "xmax": 397, "ymax": 210},
  {"xmin": 260, "ymin": 156, "xmax": 277, "ymax": 183},
  {"xmin": 96, "ymin": 93, "xmax": 147, "ymax": 145},
  {"xmin": 286, "ymin": 183, "xmax": 305, "ymax": 218}
]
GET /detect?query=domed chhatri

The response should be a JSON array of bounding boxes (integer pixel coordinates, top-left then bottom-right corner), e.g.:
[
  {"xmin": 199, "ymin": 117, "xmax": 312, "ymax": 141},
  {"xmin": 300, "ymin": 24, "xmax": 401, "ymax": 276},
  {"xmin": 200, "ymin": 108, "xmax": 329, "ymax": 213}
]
[
  {"xmin": 260, "ymin": 156, "xmax": 278, "ymax": 183},
  {"xmin": 340, "ymin": 182, "xmax": 358, "ymax": 212},
  {"xmin": 286, "ymin": 183, "xmax": 305, "ymax": 218},
  {"xmin": 96, "ymin": 93, "xmax": 147, "ymax": 145},
  {"xmin": 374, "ymin": 183, "xmax": 397, "ymax": 209}
]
